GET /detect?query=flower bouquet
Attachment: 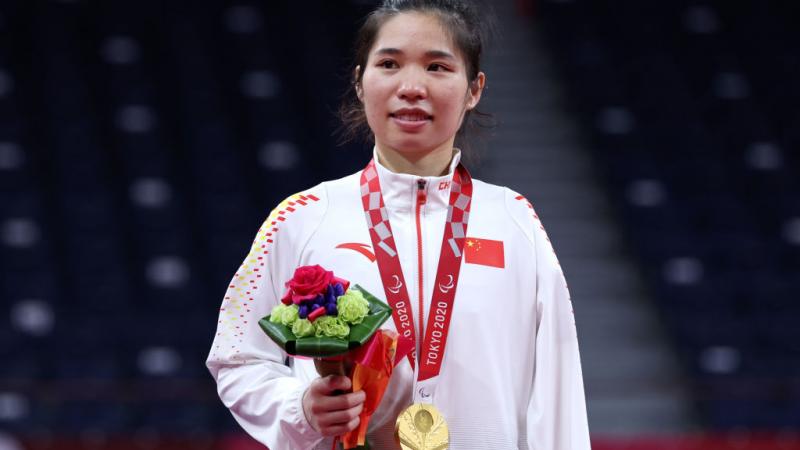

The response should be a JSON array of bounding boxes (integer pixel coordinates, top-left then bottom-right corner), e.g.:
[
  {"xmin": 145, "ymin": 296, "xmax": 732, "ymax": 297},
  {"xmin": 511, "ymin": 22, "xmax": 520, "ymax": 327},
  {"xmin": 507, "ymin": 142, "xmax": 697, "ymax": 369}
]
[{"xmin": 259, "ymin": 265, "xmax": 403, "ymax": 449}]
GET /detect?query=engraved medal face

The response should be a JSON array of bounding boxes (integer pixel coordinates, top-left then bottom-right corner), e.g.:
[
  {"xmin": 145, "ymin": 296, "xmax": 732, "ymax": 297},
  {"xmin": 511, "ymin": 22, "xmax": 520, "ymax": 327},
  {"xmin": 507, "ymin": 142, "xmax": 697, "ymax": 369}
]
[{"xmin": 395, "ymin": 403, "xmax": 449, "ymax": 450}]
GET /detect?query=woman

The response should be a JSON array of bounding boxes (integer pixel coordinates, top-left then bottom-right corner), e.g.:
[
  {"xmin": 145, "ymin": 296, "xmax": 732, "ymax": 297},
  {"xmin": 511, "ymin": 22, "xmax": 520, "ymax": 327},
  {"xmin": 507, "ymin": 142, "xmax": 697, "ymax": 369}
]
[{"xmin": 207, "ymin": 1, "xmax": 590, "ymax": 448}]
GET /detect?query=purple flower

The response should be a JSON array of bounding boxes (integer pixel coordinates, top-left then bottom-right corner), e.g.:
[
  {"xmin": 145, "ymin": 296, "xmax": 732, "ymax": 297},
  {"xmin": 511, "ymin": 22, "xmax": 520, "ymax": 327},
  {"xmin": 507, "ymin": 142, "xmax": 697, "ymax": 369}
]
[
  {"xmin": 306, "ymin": 294, "xmax": 323, "ymax": 312},
  {"xmin": 324, "ymin": 285, "xmax": 337, "ymax": 304},
  {"xmin": 298, "ymin": 305, "xmax": 309, "ymax": 319},
  {"xmin": 333, "ymin": 282, "xmax": 345, "ymax": 297},
  {"xmin": 326, "ymin": 304, "xmax": 338, "ymax": 316}
]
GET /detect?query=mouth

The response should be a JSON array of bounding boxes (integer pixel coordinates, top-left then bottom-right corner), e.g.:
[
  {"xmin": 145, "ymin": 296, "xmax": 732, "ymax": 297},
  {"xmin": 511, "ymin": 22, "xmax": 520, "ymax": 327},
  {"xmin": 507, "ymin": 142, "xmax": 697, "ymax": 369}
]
[{"xmin": 389, "ymin": 109, "xmax": 433, "ymax": 122}]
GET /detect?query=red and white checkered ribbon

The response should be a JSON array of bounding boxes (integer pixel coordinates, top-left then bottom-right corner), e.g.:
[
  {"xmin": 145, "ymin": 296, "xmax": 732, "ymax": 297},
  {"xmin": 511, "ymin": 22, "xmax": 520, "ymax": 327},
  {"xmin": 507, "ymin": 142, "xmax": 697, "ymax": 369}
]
[{"xmin": 360, "ymin": 158, "xmax": 472, "ymax": 378}]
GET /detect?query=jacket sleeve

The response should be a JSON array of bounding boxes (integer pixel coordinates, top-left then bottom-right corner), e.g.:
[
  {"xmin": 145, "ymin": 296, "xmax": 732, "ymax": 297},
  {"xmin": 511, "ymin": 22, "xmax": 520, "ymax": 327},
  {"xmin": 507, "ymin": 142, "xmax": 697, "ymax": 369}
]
[
  {"xmin": 206, "ymin": 190, "xmax": 328, "ymax": 450},
  {"xmin": 505, "ymin": 190, "xmax": 591, "ymax": 449}
]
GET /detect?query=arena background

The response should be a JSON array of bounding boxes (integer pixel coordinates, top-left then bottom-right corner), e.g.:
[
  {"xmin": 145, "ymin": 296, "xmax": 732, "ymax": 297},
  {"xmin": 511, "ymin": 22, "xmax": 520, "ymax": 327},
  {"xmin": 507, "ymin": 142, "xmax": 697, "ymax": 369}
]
[{"xmin": 0, "ymin": 0, "xmax": 798, "ymax": 449}]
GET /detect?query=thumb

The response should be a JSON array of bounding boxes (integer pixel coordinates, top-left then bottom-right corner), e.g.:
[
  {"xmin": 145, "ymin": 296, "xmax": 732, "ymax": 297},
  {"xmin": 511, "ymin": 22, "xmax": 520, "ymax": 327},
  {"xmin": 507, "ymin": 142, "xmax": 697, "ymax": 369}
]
[{"xmin": 319, "ymin": 375, "xmax": 351, "ymax": 394}]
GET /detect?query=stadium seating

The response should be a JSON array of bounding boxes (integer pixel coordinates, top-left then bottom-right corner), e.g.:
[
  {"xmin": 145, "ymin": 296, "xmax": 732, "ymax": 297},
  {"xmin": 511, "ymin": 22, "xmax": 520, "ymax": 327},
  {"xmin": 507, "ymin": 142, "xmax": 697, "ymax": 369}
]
[{"xmin": 540, "ymin": 0, "xmax": 800, "ymax": 429}]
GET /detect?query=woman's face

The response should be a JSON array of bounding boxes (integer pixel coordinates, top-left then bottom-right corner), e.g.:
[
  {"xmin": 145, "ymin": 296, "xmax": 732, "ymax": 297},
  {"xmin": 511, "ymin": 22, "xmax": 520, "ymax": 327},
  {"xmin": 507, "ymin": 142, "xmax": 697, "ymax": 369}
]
[{"xmin": 359, "ymin": 12, "xmax": 484, "ymax": 159}]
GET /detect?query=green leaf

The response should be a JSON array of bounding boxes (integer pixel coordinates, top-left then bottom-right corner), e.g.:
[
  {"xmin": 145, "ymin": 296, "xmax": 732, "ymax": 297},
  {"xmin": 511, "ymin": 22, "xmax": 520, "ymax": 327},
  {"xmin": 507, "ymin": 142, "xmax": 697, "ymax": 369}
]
[
  {"xmin": 258, "ymin": 318, "xmax": 297, "ymax": 352},
  {"xmin": 259, "ymin": 284, "xmax": 393, "ymax": 358},
  {"xmin": 295, "ymin": 336, "xmax": 350, "ymax": 355}
]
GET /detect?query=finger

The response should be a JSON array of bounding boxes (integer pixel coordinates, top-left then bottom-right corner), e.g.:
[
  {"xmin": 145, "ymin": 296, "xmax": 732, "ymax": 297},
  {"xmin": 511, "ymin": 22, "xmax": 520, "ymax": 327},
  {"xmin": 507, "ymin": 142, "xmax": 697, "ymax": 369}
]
[
  {"xmin": 316, "ymin": 402, "xmax": 364, "ymax": 428},
  {"xmin": 312, "ymin": 375, "xmax": 351, "ymax": 395},
  {"xmin": 315, "ymin": 390, "xmax": 366, "ymax": 413},
  {"xmin": 326, "ymin": 375, "xmax": 352, "ymax": 392},
  {"xmin": 320, "ymin": 416, "xmax": 361, "ymax": 437}
]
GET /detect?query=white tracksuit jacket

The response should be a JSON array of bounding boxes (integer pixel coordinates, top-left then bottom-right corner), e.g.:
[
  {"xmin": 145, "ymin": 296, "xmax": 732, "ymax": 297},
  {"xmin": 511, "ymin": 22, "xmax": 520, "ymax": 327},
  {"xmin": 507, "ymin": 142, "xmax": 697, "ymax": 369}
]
[{"xmin": 207, "ymin": 150, "xmax": 591, "ymax": 449}]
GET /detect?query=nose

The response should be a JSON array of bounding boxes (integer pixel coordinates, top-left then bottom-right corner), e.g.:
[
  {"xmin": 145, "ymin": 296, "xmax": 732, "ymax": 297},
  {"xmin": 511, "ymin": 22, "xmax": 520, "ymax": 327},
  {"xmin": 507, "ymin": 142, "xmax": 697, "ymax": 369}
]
[{"xmin": 397, "ymin": 69, "xmax": 427, "ymax": 101}]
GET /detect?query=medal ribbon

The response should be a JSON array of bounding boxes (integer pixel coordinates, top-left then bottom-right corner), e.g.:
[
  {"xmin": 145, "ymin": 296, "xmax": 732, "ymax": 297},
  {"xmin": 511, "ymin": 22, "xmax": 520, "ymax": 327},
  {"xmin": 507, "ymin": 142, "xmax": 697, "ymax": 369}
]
[{"xmin": 360, "ymin": 158, "xmax": 472, "ymax": 382}]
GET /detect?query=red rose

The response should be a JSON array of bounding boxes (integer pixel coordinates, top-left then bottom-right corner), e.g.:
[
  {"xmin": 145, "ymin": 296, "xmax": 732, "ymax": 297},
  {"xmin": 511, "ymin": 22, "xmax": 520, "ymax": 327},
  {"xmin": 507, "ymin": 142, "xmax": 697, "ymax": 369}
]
[{"xmin": 281, "ymin": 265, "xmax": 333, "ymax": 305}]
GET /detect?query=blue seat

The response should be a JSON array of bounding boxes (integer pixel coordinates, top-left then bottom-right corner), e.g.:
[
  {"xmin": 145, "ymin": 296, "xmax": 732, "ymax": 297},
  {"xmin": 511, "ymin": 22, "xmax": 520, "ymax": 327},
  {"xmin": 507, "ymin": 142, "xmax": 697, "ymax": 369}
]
[
  {"xmin": 0, "ymin": 268, "xmax": 60, "ymax": 307},
  {"xmin": 58, "ymin": 191, "xmax": 117, "ymax": 232},
  {"xmin": 56, "ymin": 400, "xmax": 131, "ymax": 432},
  {"xmin": 137, "ymin": 400, "xmax": 214, "ymax": 432}
]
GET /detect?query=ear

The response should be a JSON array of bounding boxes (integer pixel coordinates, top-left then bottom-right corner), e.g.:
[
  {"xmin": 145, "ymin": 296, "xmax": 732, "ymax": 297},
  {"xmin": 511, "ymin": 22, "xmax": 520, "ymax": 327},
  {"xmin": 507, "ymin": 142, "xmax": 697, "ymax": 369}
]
[
  {"xmin": 354, "ymin": 65, "xmax": 364, "ymax": 101},
  {"xmin": 465, "ymin": 72, "xmax": 486, "ymax": 110}
]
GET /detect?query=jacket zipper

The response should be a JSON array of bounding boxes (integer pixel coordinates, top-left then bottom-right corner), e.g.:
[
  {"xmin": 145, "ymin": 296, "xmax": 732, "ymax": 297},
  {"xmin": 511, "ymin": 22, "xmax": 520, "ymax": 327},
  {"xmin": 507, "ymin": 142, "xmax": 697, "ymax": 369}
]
[{"xmin": 415, "ymin": 179, "xmax": 427, "ymax": 342}]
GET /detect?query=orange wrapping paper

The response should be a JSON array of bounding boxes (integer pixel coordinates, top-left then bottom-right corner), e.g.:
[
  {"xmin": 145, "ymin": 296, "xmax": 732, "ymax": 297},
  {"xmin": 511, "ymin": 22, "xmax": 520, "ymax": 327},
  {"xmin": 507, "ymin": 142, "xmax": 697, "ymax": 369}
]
[{"xmin": 340, "ymin": 330, "xmax": 400, "ymax": 449}]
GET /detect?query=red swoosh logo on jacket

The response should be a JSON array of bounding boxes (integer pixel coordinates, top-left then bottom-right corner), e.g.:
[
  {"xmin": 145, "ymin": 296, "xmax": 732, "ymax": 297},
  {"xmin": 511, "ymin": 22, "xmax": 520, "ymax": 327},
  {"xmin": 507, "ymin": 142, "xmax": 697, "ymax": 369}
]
[{"xmin": 336, "ymin": 243, "xmax": 376, "ymax": 262}]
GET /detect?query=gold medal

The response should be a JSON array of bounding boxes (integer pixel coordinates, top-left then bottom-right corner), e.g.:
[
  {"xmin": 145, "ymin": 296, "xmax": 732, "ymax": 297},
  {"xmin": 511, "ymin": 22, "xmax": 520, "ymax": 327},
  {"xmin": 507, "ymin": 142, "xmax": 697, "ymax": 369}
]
[{"xmin": 395, "ymin": 403, "xmax": 449, "ymax": 450}]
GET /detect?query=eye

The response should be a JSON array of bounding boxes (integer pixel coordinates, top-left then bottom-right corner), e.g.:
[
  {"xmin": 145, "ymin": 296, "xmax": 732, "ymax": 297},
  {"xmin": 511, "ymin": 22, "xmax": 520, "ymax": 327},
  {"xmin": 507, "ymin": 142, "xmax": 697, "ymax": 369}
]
[
  {"xmin": 427, "ymin": 63, "xmax": 448, "ymax": 72},
  {"xmin": 378, "ymin": 59, "xmax": 398, "ymax": 69}
]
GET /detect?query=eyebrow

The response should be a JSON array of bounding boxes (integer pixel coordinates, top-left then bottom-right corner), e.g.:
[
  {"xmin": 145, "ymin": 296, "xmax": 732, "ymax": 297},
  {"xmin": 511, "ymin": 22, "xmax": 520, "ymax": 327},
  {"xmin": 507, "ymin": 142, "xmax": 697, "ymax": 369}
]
[{"xmin": 374, "ymin": 48, "xmax": 456, "ymax": 60}]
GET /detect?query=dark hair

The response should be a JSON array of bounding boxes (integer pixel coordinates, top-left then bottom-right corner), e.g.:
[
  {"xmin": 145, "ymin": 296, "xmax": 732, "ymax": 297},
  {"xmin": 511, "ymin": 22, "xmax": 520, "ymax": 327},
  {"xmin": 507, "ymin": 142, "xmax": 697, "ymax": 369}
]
[{"xmin": 338, "ymin": 0, "xmax": 495, "ymax": 159}]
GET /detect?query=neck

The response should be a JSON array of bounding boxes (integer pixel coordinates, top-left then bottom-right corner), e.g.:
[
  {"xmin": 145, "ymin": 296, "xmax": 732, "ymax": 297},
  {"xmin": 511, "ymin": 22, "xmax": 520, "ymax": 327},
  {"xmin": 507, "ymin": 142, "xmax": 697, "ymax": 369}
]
[{"xmin": 375, "ymin": 143, "xmax": 455, "ymax": 177}]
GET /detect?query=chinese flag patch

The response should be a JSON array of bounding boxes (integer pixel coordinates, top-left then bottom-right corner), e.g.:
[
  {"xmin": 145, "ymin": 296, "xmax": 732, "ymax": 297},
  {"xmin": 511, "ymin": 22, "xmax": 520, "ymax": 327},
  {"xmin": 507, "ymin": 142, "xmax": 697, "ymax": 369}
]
[{"xmin": 464, "ymin": 237, "xmax": 505, "ymax": 268}]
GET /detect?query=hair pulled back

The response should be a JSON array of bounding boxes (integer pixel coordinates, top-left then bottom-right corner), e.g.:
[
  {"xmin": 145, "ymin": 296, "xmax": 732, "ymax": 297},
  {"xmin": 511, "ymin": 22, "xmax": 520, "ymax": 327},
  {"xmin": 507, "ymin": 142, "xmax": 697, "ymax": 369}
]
[{"xmin": 338, "ymin": 0, "xmax": 494, "ymax": 155}]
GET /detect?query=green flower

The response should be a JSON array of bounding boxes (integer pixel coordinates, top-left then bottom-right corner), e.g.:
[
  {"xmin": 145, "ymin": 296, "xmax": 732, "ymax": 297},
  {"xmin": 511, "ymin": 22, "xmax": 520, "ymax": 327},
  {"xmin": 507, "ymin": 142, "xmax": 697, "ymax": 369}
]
[
  {"xmin": 269, "ymin": 304, "xmax": 288, "ymax": 324},
  {"xmin": 314, "ymin": 316, "xmax": 350, "ymax": 339},
  {"xmin": 270, "ymin": 304, "xmax": 299, "ymax": 327},
  {"xmin": 336, "ymin": 289, "xmax": 370, "ymax": 325},
  {"xmin": 292, "ymin": 318, "xmax": 315, "ymax": 338}
]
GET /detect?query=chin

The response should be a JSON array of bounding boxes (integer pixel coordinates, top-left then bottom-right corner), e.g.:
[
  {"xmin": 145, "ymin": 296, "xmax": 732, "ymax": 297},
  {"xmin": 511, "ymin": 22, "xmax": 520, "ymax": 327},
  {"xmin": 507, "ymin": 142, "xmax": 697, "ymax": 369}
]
[{"xmin": 386, "ymin": 136, "xmax": 447, "ymax": 155}]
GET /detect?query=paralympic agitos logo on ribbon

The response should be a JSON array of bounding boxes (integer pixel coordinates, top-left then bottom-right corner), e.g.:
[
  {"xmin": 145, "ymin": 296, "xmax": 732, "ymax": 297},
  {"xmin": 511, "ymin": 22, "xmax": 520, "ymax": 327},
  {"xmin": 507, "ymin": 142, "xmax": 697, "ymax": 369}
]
[
  {"xmin": 387, "ymin": 275, "xmax": 403, "ymax": 294},
  {"xmin": 438, "ymin": 275, "xmax": 454, "ymax": 294}
]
